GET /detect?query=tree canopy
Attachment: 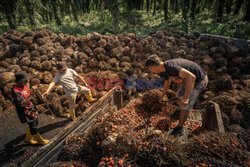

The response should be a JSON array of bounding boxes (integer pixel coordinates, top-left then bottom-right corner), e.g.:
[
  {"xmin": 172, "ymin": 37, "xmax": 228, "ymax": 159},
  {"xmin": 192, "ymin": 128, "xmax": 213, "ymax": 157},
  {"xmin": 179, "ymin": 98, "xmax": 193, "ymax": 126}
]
[{"xmin": 0, "ymin": 0, "xmax": 249, "ymax": 39}]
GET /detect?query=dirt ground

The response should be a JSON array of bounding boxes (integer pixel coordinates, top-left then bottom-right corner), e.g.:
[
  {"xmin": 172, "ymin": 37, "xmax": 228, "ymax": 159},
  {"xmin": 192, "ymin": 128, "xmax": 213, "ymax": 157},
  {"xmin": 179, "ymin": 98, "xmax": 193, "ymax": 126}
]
[{"xmin": 0, "ymin": 106, "xmax": 70, "ymax": 166}]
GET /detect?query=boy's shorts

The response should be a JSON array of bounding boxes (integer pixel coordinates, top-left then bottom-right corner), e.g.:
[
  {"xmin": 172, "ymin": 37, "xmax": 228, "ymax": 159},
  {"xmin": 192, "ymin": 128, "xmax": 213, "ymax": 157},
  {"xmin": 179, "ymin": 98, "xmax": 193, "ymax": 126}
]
[
  {"xmin": 176, "ymin": 75, "xmax": 208, "ymax": 111},
  {"xmin": 67, "ymin": 85, "xmax": 90, "ymax": 110}
]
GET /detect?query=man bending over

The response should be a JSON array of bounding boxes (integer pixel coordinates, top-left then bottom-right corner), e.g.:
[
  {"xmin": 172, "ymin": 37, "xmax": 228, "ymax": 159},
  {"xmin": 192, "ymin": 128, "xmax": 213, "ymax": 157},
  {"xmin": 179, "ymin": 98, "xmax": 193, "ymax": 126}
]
[{"xmin": 145, "ymin": 55, "xmax": 208, "ymax": 137}]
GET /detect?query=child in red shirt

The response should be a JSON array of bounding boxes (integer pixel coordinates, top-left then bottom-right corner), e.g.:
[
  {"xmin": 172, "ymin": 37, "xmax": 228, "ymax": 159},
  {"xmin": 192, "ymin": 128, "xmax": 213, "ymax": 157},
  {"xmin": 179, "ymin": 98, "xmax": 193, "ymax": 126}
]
[{"xmin": 12, "ymin": 71, "xmax": 49, "ymax": 145}]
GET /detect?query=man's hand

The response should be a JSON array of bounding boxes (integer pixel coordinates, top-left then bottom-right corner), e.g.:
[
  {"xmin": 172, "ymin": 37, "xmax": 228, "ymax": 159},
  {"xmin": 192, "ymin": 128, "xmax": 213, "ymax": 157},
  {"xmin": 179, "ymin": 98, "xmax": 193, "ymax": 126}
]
[
  {"xmin": 166, "ymin": 89, "xmax": 176, "ymax": 97},
  {"xmin": 160, "ymin": 93, "xmax": 167, "ymax": 103},
  {"xmin": 178, "ymin": 96, "xmax": 189, "ymax": 106},
  {"xmin": 42, "ymin": 92, "xmax": 49, "ymax": 98},
  {"xmin": 76, "ymin": 75, "xmax": 89, "ymax": 88},
  {"xmin": 85, "ymin": 83, "xmax": 90, "ymax": 88},
  {"xmin": 42, "ymin": 82, "xmax": 55, "ymax": 98},
  {"xmin": 159, "ymin": 95, "xmax": 164, "ymax": 103}
]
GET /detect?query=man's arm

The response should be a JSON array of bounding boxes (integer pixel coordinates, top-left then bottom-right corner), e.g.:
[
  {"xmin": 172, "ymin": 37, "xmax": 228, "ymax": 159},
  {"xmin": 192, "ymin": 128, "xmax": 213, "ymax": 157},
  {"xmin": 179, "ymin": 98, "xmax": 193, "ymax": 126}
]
[
  {"xmin": 76, "ymin": 75, "xmax": 89, "ymax": 87},
  {"xmin": 161, "ymin": 79, "xmax": 171, "ymax": 101},
  {"xmin": 42, "ymin": 82, "xmax": 55, "ymax": 98},
  {"xmin": 178, "ymin": 68, "xmax": 196, "ymax": 105},
  {"xmin": 71, "ymin": 69, "xmax": 89, "ymax": 87}
]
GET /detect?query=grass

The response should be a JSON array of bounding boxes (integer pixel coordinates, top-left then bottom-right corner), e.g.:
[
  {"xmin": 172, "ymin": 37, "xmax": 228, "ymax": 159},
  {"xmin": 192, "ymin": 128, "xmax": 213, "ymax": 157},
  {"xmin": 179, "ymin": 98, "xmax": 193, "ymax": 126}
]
[{"xmin": 0, "ymin": 9, "xmax": 249, "ymax": 39}]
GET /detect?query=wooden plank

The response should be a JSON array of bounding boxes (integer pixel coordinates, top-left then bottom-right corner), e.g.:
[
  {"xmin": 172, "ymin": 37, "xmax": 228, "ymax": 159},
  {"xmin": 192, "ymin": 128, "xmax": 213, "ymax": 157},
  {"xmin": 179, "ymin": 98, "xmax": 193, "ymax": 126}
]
[
  {"xmin": 23, "ymin": 87, "xmax": 121, "ymax": 167},
  {"xmin": 209, "ymin": 101, "xmax": 225, "ymax": 133},
  {"xmin": 114, "ymin": 88, "xmax": 123, "ymax": 109},
  {"xmin": 31, "ymin": 87, "xmax": 56, "ymax": 120},
  {"xmin": 35, "ymin": 103, "xmax": 111, "ymax": 166},
  {"xmin": 202, "ymin": 101, "xmax": 225, "ymax": 133}
]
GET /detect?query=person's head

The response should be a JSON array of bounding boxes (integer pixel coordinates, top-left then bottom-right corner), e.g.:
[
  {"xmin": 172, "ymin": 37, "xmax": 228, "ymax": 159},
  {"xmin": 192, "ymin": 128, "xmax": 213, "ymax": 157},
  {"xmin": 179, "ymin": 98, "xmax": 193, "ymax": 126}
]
[
  {"xmin": 15, "ymin": 71, "xmax": 30, "ymax": 87},
  {"xmin": 56, "ymin": 61, "xmax": 67, "ymax": 74},
  {"xmin": 145, "ymin": 54, "xmax": 162, "ymax": 73}
]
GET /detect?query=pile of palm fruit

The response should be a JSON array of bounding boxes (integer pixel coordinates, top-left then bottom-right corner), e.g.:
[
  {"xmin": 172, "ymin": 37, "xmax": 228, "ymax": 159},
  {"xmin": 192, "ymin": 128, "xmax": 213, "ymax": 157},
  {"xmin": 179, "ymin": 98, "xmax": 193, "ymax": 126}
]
[{"xmin": 0, "ymin": 28, "xmax": 249, "ymax": 166}]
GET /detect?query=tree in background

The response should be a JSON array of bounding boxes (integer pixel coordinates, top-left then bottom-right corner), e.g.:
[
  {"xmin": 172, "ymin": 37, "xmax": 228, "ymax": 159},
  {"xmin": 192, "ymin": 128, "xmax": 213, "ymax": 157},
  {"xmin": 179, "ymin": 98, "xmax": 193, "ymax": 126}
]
[
  {"xmin": 243, "ymin": 0, "xmax": 250, "ymax": 21},
  {"xmin": 225, "ymin": 0, "xmax": 233, "ymax": 14},
  {"xmin": 190, "ymin": 0, "xmax": 197, "ymax": 20},
  {"xmin": 0, "ymin": 0, "xmax": 248, "ymax": 39},
  {"xmin": 25, "ymin": 0, "xmax": 36, "ymax": 27},
  {"xmin": 215, "ymin": 0, "xmax": 225, "ymax": 22},
  {"xmin": 40, "ymin": 0, "xmax": 53, "ymax": 23},
  {"xmin": 51, "ymin": 0, "xmax": 62, "ymax": 25},
  {"xmin": 181, "ymin": 0, "xmax": 189, "ymax": 32},
  {"xmin": 175, "ymin": 0, "xmax": 179, "ymax": 13},
  {"xmin": 234, "ymin": 0, "xmax": 244, "ymax": 15},
  {"xmin": 153, "ymin": 0, "xmax": 157, "ymax": 16},
  {"xmin": 163, "ymin": 0, "xmax": 168, "ymax": 22},
  {"xmin": 146, "ymin": 0, "xmax": 150, "ymax": 12},
  {"xmin": 0, "ymin": 0, "xmax": 18, "ymax": 29},
  {"xmin": 107, "ymin": 0, "xmax": 119, "ymax": 31}
]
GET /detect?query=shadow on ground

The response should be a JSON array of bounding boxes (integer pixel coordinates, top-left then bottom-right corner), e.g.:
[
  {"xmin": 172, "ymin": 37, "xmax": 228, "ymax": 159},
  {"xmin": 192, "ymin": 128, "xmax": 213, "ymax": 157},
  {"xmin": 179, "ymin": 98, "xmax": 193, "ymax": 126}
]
[{"xmin": 0, "ymin": 119, "xmax": 70, "ymax": 166}]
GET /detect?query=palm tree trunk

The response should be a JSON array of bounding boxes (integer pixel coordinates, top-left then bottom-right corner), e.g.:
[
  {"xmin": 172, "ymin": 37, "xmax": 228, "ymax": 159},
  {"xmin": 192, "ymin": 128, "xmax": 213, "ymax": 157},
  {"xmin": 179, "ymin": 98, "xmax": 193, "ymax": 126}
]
[
  {"xmin": 51, "ymin": 0, "xmax": 62, "ymax": 25},
  {"xmin": 6, "ymin": 12, "xmax": 16, "ymax": 29},
  {"xmin": 146, "ymin": 0, "xmax": 150, "ymax": 12},
  {"xmin": 0, "ymin": 0, "xmax": 17, "ymax": 29},
  {"xmin": 153, "ymin": 0, "xmax": 156, "ymax": 16},
  {"xmin": 108, "ymin": 0, "xmax": 119, "ymax": 31},
  {"xmin": 175, "ymin": 0, "xmax": 178, "ymax": 13},
  {"xmin": 140, "ymin": 0, "xmax": 144, "ymax": 10},
  {"xmin": 163, "ymin": 0, "xmax": 168, "ymax": 22},
  {"xmin": 170, "ymin": 0, "xmax": 174, "ymax": 11},
  {"xmin": 18, "ymin": 8, "xmax": 25, "ymax": 26},
  {"xmin": 190, "ymin": 0, "xmax": 197, "ymax": 20},
  {"xmin": 72, "ymin": 10, "xmax": 78, "ymax": 21},
  {"xmin": 85, "ymin": 0, "xmax": 90, "ymax": 13},
  {"xmin": 225, "ymin": 0, "xmax": 233, "ymax": 14},
  {"xmin": 234, "ymin": 0, "xmax": 243, "ymax": 15},
  {"xmin": 181, "ymin": 0, "xmax": 189, "ymax": 32},
  {"xmin": 99, "ymin": 0, "xmax": 103, "ymax": 10},
  {"xmin": 216, "ymin": 0, "xmax": 225, "ymax": 22},
  {"xmin": 104, "ymin": 0, "xmax": 108, "ymax": 9},
  {"xmin": 181, "ymin": 0, "xmax": 189, "ymax": 20},
  {"xmin": 71, "ymin": 0, "xmax": 79, "ymax": 21},
  {"xmin": 25, "ymin": 0, "xmax": 36, "ymax": 27},
  {"xmin": 243, "ymin": 0, "xmax": 250, "ymax": 21},
  {"xmin": 95, "ymin": 0, "xmax": 99, "ymax": 10}
]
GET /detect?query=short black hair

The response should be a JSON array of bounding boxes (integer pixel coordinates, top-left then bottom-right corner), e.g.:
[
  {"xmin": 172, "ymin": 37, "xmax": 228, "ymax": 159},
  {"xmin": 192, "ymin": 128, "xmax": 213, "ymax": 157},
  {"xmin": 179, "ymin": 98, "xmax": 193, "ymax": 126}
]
[
  {"xmin": 15, "ymin": 71, "xmax": 30, "ymax": 83},
  {"xmin": 145, "ymin": 54, "xmax": 161, "ymax": 67},
  {"xmin": 56, "ymin": 61, "xmax": 67, "ymax": 70}
]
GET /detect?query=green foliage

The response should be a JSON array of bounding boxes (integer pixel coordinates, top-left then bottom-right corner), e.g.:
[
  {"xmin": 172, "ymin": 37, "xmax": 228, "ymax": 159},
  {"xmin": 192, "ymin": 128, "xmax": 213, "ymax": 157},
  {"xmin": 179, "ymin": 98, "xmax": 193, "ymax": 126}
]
[{"xmin": 0, "ymin": 0, "xmax": 249, "ymax": 39}]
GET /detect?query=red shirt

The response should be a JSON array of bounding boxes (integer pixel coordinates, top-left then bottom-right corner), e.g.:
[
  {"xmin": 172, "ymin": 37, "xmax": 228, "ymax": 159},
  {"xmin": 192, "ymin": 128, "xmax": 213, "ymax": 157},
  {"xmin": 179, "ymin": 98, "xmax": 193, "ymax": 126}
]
[
  {"xmin": 13, "ymin": 85, "xmax": 31, "ymax": 99},
  {"xmin": 12, "ymin": 85, "xmax": 38, "ymax": 123}
]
